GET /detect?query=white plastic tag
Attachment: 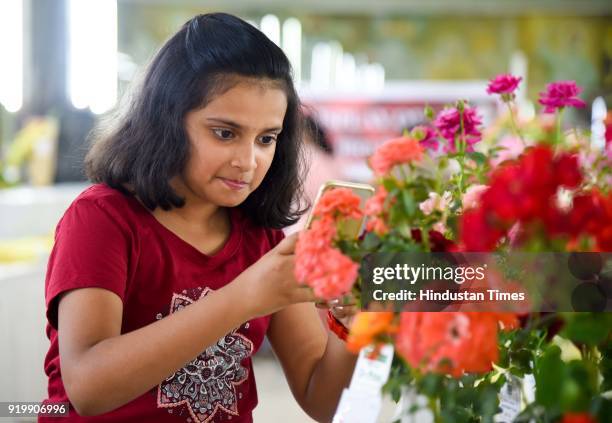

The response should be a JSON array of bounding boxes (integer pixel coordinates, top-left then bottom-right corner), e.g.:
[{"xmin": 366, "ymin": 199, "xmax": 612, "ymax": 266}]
[
  {"xmin": 349, "ymin": 343, "xmax": 395, "ymax": 392},
  {"xmin": 495, "ymin": 375, "xmax": 522, "ymax": 422},
  {"xmin": 332, "ymin": 388, "xmax": 382, "ymax": 423},
  {"xmin": 333, "ymin": 344, "xmax": 394, "ymax": 423}
]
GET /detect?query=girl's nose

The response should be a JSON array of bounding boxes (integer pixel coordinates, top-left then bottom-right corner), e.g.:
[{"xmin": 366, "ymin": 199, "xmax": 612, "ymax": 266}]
[{"xmin": 230, "ymin": 141, "xmax": 257, "ymax": 171}]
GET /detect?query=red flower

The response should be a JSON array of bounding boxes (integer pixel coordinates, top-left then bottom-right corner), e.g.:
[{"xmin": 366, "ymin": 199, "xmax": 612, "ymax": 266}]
[
  {"xmin": 410, "ymin": 228, "xmax": 456, "ymax": 252},
  {"xmin": 369, "ymin": 136, "xmax": 424, "ymax": 175},
  {"xmin": 570, "ymin": 190, "xmax": 612, "ymax": 251},
  {"xmin": 561, "ymin": 413, "xmax": 598, "ymax": 423},
  {"xmin": 538, "ymin": 81, "xmax": 586, "ymax": 113},
  {"xmin": 555, "ymin": 153, "xmax": 582, "ymax": 189},
  {"xmin": 460, "ymin": 208, "xmax": 505, "ymax": 252},
  {"xmin": 486, "ymin": 74, "xmax": 522, "ymax": 96},
  {"xmin": 434, "ymin": 105, "xmax": 483, "ymax": 152}
]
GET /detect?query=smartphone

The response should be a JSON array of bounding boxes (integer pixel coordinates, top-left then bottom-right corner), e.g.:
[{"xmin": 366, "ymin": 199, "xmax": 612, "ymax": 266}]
[{"xmin": 305, "ymin": 180, "xmax": 375, "ymax": 239}]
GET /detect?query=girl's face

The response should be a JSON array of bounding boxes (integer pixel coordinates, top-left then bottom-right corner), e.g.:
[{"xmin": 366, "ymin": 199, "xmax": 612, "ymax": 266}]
[{"xmin": 178, "ymin": 79, "xmax": 287, "ymax": 209}]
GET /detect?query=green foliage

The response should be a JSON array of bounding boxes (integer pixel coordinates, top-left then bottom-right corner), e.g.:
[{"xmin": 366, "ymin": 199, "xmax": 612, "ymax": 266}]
[{"xmin": 561, "ymin": 313, "xmax": 612, "ymax": 347}]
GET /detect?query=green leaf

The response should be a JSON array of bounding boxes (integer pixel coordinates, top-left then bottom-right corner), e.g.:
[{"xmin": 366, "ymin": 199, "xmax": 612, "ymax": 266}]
[
  {"xmin": 401, "ymin": 190, "xmax": 416, "ymax": 216},
  {"xmin": 467, "ymin": 151, "xmax": 488, "ymax": 165},
  {"xmin": 424, "ymin": 104, "xmax": 434, "ymax": 120},
  {"xmin": 417, "ymin": 373, "xmax": 443, "ymax": 397},
  {"xmin": 383, "ymin": 179, "xmax": 398, "ymax": 193},
  {"xmin": 535, "ymin": 345, "xmax": 564, "ymax": 408},
  {"xmin": 600, "ymin": 341, "xmax": 612, "ymax": 392},
  {"xmin": 561, "ymin": 313, "xmax": 612, "ymax": 346},
  {"xmin": 361, "ymin": 232, "xmax": 381, "ymax": 250}
]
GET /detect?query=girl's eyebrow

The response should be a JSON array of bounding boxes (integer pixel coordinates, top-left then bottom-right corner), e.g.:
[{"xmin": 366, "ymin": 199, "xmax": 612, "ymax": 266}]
[{"xmin": 205, "ymin": 117, "xmax": 282, "ymax": 132}]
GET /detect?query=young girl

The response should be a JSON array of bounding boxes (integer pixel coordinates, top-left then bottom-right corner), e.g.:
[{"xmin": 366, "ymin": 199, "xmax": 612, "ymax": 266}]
[{"xmin": 41, "ymin": 13, "xmax": 357, "ymax": 423}]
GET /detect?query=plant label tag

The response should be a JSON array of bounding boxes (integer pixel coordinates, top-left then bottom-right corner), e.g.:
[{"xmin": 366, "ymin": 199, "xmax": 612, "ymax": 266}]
[
  {"xmin": 332, "ymin": 388, "xmax": 382, "ymax": 423},
  {"xmin": 495, "ymin": 375, "xmax": 522, "ymax": 422},
  {"xmin": 349, "ymin": 343, "xmax": 395, "ymax": 392}
]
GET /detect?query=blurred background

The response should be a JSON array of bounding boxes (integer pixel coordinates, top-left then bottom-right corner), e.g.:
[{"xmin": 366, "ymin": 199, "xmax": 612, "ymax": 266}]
[{"xmin": 0, "ymin": 0, "xmax": 610, "ymax": 421}]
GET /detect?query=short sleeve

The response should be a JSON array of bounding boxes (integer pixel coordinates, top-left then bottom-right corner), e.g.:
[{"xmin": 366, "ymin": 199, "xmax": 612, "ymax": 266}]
[{"xmin": 45, "ymin": 198, "xmax": 131, "ymax": 329}]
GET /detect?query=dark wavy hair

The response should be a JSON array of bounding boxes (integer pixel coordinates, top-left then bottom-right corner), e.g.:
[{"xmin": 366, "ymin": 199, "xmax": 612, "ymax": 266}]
[{"xmin": 85, "ymin": 13, "xmax": 307, "ymax": 228}]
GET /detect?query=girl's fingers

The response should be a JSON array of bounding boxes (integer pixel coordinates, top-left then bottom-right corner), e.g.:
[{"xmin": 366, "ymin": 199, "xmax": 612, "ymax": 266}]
[
  {"xmin": 330, "ymin": 304, "xmax": 358, "ymax": 319},
  {"xmin": 290, "ymin": 285, "xmax": 317, "ymax": 304},
  {"xmin": 315, "ymin": 300, "xmax": 330, "ymax": 309}
]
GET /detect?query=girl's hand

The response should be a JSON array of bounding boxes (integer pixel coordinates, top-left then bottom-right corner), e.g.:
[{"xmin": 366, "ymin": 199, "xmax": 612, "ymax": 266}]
[
  {"xmin": 317, "ymin": 295, "xmax": 358, "ymax": 328},
  {"xmin": 235, "ymin": 233, "xmax": 317, "ymax": 318}
]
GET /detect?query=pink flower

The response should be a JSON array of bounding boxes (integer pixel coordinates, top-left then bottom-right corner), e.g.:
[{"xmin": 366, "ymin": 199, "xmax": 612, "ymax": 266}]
[
  {"xmin": 419, "ymin": 191, "xmax": 452, "ymax": 216},
  {"xmin": 412, "ymin": 125, "xmax": 440, "ymax": 151},
  {"xmin": 432, "ymin": 221, "xmax": 447, "ymax": 234},
  {"xmin": 486, "ymin": 74, "xmax": 522, "ymax": 96},
  {"xmin": 370, "ymin": 136, "xmax": 424, "ymax": 175},
  {"xmin": 434, "ymin": 105, "xmax": 482, "ymax": 152},
  {"xmin": 538, "ymin": 81, "xmax": 586, "ymax": 113},
  {"xmin": 490, "ymin": 136, "xmax": 525, "ymax": 167},
  {"xmin": 462, "ymin": 185, "xmax": 488, "ymax": 210}
]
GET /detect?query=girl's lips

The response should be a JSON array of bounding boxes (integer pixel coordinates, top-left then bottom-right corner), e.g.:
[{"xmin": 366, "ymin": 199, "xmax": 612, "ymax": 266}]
[{"xmin": 219, "ymin": 177, "xmax": 249, "ymax": 190}]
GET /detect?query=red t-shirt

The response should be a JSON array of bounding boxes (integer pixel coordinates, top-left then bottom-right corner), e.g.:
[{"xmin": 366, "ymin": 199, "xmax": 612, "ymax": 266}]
[{"xmin": 40, "ymin": 184, "xmax": 284, "ymax": 422}]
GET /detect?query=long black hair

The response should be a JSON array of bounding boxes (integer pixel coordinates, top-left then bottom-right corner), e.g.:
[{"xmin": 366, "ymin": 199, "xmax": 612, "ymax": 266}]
[{"xmin": 85, "ymin": 13, "xmax": 307, "ymax": 228}]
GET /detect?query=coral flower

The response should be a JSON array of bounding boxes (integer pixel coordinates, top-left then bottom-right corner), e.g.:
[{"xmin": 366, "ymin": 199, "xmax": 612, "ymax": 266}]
[
  {"xmin": 347, "ymin": 312, "xmax": 394, "ymax": 353},
  {"xmin": 395, "ymin": 312, "xmax": 515, "ymax": 377},
  {"xmin": 313, "ymin": 187, "xmax": 363, "ymax": 220},
  {"xmin": 538, "ymin": 81, "xmax": 586, "ymax": 113},
  {"xmin": 295, "ymin": 216, "xmax": 337, "ymax": 283},
  {"xmin": 364, "ymin": 186, "xmax": 389, "ymax": 216},
  {"xmin": 305, "ymin": 247, "xmax": 359, "ymax": 299},
  {"xmin": 369, "ymin": 136, "xmax": 424, "ymax": 176}
]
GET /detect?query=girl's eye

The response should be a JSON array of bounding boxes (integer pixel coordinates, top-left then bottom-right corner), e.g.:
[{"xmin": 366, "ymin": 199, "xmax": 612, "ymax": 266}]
[
  {"xmin": 212, "ymin": 128, "xmax": 235, "ymax": 140},
  {"xmin": 258, "ymin": 135, "xmax": 277, "ymax": 145}
]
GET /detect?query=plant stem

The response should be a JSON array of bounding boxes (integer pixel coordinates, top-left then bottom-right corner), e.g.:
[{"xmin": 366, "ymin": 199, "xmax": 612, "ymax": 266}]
[
  {"xmin": 555, "ymin": 109, "xmax": 565, "ymax": 145},
  {"xmin": 506, "ymin": 101, "xmax": 526, "ymax": 146},
  {"xmin": 428, "ymin": 397, "xmax": 442, "ymax": 423}
]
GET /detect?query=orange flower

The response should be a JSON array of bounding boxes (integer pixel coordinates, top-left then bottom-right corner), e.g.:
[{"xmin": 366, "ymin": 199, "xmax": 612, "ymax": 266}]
[
  {"xmin": 395, "ymin": 312, "xmax": 513, "ymax": 377},
  {"xmin": 347, "ymin": 312, "xmax": 394, "ymax": 353},
  {"xmin": 369, "ymin": 136, "xmax": 424, "ymax": 176},
  {"xmin": 561, "ymin": 413, "xmax": 598, "ymax": 423},
  {"xmin": 313, "ymin": 188, "xmax": 363, "ymax": 220}
]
